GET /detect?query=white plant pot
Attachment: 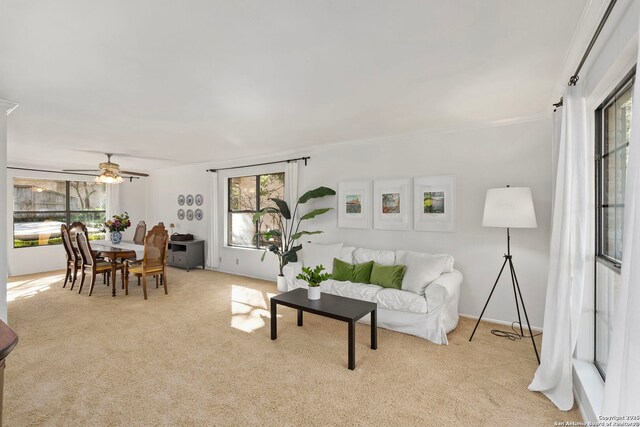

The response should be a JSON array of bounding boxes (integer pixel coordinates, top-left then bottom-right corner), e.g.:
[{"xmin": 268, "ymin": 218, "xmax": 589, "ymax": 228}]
[
  {"xmin": 276, "ymin": 275, "xmax": 287, "ymax": 293},
  {"xmin": 307, "ymin": 286, "xmax": 321, "ymax": 300}
]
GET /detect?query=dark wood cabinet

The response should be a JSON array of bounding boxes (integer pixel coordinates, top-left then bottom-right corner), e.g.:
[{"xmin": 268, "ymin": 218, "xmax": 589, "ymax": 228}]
[{"xmin": 168, "ymin": 240, "xmax": 205, "ymax": 271}]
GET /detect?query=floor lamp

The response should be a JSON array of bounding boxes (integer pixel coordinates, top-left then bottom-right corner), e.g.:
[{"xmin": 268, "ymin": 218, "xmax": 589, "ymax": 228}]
[{"xmin": 469, "ymin": 186, "xmax": 540, "ymax": 364}]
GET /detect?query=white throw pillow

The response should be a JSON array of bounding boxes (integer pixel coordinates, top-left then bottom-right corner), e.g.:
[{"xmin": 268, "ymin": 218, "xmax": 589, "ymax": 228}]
[
  {"xmin": 340, "ymin": 246, "xmax": 356, "ymax": 263},
  {"xmin": 396, "ymin": 251, "xmax": 448, "ymax": 295},
  {"xmin": 432, "ymin": 253, "xmax": 455, "ymax": 273},
  {"xmin": 302, "ymin": 242, "xmax": 344, "ymax": 274},
  {"xmin": 353, "ymin": 248, "xmax": 395, "ymax": 265},
  {"xmin": 396, "ymin": 250, "xmax": 455, "ymax": 273}
]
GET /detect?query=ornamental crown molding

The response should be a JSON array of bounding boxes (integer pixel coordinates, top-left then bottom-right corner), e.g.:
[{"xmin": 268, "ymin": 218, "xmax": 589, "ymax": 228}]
[{"xmin": 0, "ymin": 99, "xmax": 19, "ymax": 115}]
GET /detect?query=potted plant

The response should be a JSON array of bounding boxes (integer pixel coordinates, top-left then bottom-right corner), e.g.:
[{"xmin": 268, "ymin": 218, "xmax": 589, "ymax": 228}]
[
  {"xmin": 252, "ymin": 186, "xmax": 335, "ymax": 292},
  {"xmin": 104, "ymin": 212, "xmax": 132, "ymax": 244},
  {"xmin": 296, "ymin": 265, "xmax": 331, "ymax": 300}
]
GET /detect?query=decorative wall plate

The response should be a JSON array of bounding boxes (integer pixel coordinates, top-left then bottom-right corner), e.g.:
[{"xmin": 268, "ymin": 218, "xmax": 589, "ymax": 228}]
[
  {"xmin": 186, "ymin": 209, "xmax": 194, "ymax": 221},
  {"xmin": 178, "ymin": 195, "xmax": 185, "ymax": 206},
  {"xmin": 195, "ymin": 208, "xmax": 203, "ymax": 220},
  {"xmin": 195, "ymin": 194, "xmax": 204, "ymax": 206},
  {"xmin": 177, "ymin": 209, "xmax": 185, "ymax": 220},
  {"xmin": 186, "ymin": 194, "xmax": 194, "ymax": 206}
]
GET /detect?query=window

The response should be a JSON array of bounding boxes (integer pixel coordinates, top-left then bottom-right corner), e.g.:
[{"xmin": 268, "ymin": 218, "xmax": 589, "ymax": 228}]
[
  {"xmin": 13, "ymin": 178, "xmax": 107, "ymax": 248},
  {"xmin": 594, "ymin": 70, "xmax": 634, "ymax": 379},
  {"xmin": 227, "ymin": 173, "xmax": 285, "ymax": 248}
]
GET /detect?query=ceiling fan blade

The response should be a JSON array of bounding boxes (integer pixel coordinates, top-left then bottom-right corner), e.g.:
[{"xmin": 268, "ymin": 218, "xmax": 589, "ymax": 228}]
[
  {"xmin": 62, "ymin": 169, "xmax": 101, "ymax": 172},
  {"xmin": 120, "ymin": 170, "xmax": 150, "ymax": 177}
]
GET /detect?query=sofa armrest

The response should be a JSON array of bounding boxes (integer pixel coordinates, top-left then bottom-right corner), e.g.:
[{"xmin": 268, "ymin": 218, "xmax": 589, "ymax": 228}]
[
  {"xmin": 424, "ymin": 269, "xmax": 463, "ymax": 312},
  {"xmin": 283, "ymin": 262, "xmax": 304, "ymax": 290}
]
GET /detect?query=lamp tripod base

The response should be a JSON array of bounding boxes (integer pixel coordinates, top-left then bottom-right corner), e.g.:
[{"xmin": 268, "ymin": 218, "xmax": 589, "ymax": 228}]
[{"xmin": 469, "ymin": 253, "xmax": 540, "ymax": 364}]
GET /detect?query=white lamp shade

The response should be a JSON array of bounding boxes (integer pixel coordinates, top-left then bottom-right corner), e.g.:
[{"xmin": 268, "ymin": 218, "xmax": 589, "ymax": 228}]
[{"xmin": 482, "ymin": 187, "xmax": 537, "ymax": 228}]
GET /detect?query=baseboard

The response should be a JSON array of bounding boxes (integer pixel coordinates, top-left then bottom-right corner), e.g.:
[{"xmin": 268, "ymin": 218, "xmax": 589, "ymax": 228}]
[
  {"xmin": 207, "ymin": 267, "xmax": 275, "ymax": 283},
  {"xmin": 459, "ymin": 313, "xmax": 543, "ymax": 332}
]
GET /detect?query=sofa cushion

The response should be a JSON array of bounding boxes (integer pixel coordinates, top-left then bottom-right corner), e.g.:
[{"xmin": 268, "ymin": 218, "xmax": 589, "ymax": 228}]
[
  {"xmin": 396, "ymin": 250, "xmax": 455, "ymax": 273},
  {"xmin": 340, "ymin": 246, "xmax": 356, "ymax": 263},
  {"xmin": 353, "ymin": 248, "xmax": 395, "ymax": 265},
  {"xmin": 329, "ymin": 280, "xmax": 381, "ymax": 303},
  {"xmin": 370, "ymin": 263, "xmax": 406, "ymax": 290},
  {"xmin": 332, "ymin": 258, "xmax": 374, "ymax": 283},
  {"xmin": 376, "ymin": 288, "xmax": 428, "ymax": 314},
  {"xmin": 332, "ymin": 258, "xmax": 354, "ymax": 282},
  {"xmin": 303, "ymin": 242, "xmax": 343, "ymax": 273},
  {"xmin": 352, "ymin": 261, "xmax": 374, "ymax": 283},
  {"xmin": 395, "ymin": 251, "xmax": 448, "ymax": 295}
]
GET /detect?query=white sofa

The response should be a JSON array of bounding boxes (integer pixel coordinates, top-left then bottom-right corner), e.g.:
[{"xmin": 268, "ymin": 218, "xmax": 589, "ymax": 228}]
[{"xmin": 282, "ymin": 243, "xmax": 463, "ymax": 345}]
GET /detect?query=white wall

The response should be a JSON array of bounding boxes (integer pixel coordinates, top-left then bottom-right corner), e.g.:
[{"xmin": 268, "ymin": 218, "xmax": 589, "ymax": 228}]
[
  {"xmin": 0, "ymin": 100, "xmax": 16, "ymax": 322},
  {"xmin": 119, "ymin": 178, "xmax": 149, "ymax": 241},
  {"xmin": 147, "ymin": 163, "xmax": 211, "ymax": 251},
  {"xmin": 298, "ymin": 119, "xmax": 553, "ymax": 328},
  {"xmin": 147, "ymin": 117, "xmax": 553, "ymax": 327},
  {"xmin": 1, "ymin": 112, "xmax": 6, "ymax": 321}
]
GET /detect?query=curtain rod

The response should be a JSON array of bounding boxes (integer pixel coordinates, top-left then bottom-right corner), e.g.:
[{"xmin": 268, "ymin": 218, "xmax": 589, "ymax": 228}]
[
  {"xmin": 553, "ymin": 0, "xmax": 618, "ymax": 108},
  {"xmin": 7, "ymin": 166, "xmax": 140, "ymax": 182},
  {"xmin": 206, "ymin": 156, "xmax": 310, "ymax": 173}
]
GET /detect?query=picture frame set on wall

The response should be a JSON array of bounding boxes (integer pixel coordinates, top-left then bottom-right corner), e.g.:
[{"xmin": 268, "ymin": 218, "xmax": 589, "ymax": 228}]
[
  {"xmin": 413, "ymin": 175, "xmax": 456, "ymax": 232},
  {"xmin": 373, "ymin": 178, "xmax": 411, "ymax": 231},
  {"xmin": 337, "ymin": 176, "xmax": 456, "ymax": 232},
  {"xmin": 337, "ymin": 181, "xmax": 371, "ymax": 229}
]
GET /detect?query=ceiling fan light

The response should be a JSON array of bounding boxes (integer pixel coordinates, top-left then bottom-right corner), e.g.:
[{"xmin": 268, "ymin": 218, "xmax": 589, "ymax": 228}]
[{"xmin": 96, "ymin": 169, "xmax": 124, "ymax": 184}]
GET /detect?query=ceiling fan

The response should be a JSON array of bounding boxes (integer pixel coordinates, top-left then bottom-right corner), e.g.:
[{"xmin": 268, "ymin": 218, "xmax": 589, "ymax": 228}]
[{"xmin": 63, "ymin": 153, "xmax": 149, "ymax": 184}]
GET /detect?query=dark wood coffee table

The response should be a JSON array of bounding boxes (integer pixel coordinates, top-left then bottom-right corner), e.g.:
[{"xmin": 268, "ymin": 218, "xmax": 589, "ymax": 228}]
[{"xmin": 270, "ymin": 288, "xmax": 377, "ymax": 370}]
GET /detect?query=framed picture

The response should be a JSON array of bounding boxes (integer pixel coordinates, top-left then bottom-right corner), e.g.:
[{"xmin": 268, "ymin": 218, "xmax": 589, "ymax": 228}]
[
  {"xmin": 373, "ymin": 179, "xmax": 411, "ymax": 230},
  {"xmin": 338, "ymin": 181, "xmax": 371, "ymax": 229},
  {"xmin": 413, "ymin": 175, "xmax": 456, "ymax": 232}
]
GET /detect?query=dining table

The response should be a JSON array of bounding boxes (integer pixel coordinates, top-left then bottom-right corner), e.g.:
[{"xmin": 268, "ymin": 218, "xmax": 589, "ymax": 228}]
[{"xmin": 91, "ymin": 240, "xmax": 144, "ymax": 297}]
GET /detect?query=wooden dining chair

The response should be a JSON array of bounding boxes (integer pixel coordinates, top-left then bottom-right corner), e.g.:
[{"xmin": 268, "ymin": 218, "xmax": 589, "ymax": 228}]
[
  {"xmin": 133, "ymin": 221, "xmax": 146, "ymax": 245},
  {"xmin": 60, "ymin": 224, "xmax": 80, "ymax": 289},
  {"xmin": 76, "ymin": 231, "xmax": 124, "ymax": 296},
  {"xmin": 69, "ymin": 221, "xmax": 109, "ymax": 285},
  {"xmin": 124, "ymin": 225, "xmax": 169, "ymax": 299}
]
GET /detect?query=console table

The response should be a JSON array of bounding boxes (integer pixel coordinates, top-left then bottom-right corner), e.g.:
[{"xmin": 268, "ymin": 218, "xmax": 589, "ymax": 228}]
[{"xmin": 168, "ymin": 240, "xmax": 205, "ymax": 271}]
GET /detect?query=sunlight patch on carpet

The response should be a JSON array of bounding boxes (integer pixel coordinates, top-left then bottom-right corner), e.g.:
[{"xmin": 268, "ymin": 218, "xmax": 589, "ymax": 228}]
[
  {"xmin": 230, "ymin": 285, "xmax": 275, "ymax": 333},
  {"xmin": 8, "ymin": 274, "xmax": 64, "ymax": 302}
]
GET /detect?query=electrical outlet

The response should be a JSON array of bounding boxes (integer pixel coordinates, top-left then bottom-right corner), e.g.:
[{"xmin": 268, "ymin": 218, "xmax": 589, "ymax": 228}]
[{"xmin": 235, "ymin": 258, "xmax": 239, "ymax": 265}]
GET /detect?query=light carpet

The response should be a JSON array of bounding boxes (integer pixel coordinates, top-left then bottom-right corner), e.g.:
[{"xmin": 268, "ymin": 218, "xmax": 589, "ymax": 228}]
[{"xmin": 5, "ymin": 268, "xmax": 581, "ymax": 426}]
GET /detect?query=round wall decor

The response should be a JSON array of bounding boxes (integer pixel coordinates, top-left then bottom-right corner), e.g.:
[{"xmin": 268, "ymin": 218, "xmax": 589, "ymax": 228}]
[
  {"xmin": 195, "ymin": 208, "xmax": 203, "ymax": 220},
  {"xmin": 195, "ymin": 194, "xmax": 204, "ymax": 206},
  {"xmin": 178, "ymin": 195, "xmax": 185, "ymax": 206},
  {"xmin": 186, "ymin": 194, "xmax": 194, "ymax": 206},
  {"xmin": 177, "ymin": 209, "xmax": 185, "ymax": 220},
  {"xmin": 186, "ymin": 209, "xmax": 194, "ymax": 221}
]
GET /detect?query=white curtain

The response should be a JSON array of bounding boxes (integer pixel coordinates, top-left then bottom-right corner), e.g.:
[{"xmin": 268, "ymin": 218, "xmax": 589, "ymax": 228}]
[
  {"xmin": 528, "ymin": 86, "xmax": 590, "ymax": 410},
  {"xmin": 286, "ymin": 160, "xmax": 299, "ymax": 207},
  {"xmin": 106, "ymin": 183, "xmax": 120, "ymax": 220},
  {"xmin": 208, "ymin": 171, "xmax": 219, "ymax": 269},
  {"xmin": 601, "ymin": 60, "xmax": 640, "ymax": 414}
]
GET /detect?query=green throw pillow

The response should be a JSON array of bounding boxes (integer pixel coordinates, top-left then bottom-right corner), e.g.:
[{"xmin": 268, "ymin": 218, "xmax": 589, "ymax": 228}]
[
  {"xmin": 332, "ymin": 258, "xmax": 354, "ymax": 281},
  {"xmin": 352, "ymin": 261, "xmax": 374, "ymax": 283},
  {"xmin": 332, "ymin": 259, "xmax": 375, "ymax": 283},
  {"xmin": 370, "ymin": 263, "xmax": 406, "ymax": 289}
]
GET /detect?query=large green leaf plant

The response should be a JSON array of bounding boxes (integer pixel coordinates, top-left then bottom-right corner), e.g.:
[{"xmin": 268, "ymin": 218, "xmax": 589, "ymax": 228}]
[{"xmin": 252, "ymin": 186, "xmax": 336, "ymax": 276}]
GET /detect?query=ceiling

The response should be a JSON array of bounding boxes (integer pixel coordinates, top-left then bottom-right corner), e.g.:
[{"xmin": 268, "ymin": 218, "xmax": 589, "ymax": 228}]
[{"xmin": 0, "ymin": 0, "xmax": 587, "ymax": 171}]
